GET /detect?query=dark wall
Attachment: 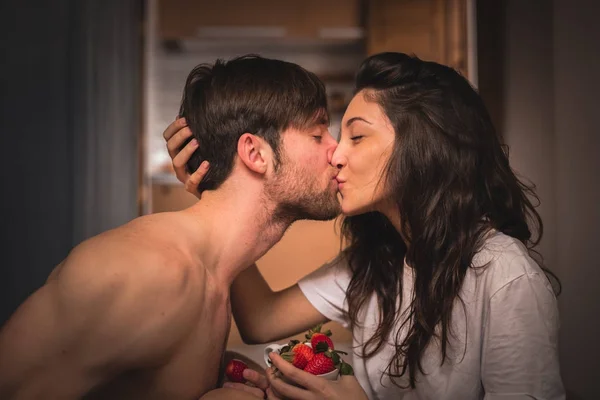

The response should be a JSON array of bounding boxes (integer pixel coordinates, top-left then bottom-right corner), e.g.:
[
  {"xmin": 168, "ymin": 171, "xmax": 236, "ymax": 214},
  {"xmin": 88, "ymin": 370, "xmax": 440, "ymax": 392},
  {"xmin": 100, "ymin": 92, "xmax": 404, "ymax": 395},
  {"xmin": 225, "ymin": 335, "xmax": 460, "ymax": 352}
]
[
  {"xmin": 553, "ymin": 0, "xmax": 600, "ymax": 398},
  {"xmin": 0, "ymin": 0, "xmax": 142, "ymax": 325},
  {"xmin": 478, "ymin": 1, "xmax": 600, "ymax": 398},
  {"xmin": 476, "ymin": 0, "xmax": 506, "ymax": 137},
  {"xmin": 0, "ymin": 1, "xmax": 74, "ymax": 324}
]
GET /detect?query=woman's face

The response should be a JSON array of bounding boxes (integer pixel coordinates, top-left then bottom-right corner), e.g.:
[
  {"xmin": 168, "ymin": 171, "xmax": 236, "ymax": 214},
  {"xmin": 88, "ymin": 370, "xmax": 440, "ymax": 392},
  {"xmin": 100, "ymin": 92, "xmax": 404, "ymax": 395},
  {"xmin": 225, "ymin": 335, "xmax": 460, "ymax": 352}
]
[{"xmin": 332, "ymin": 90, "xmax": 396, "ymax": 216}]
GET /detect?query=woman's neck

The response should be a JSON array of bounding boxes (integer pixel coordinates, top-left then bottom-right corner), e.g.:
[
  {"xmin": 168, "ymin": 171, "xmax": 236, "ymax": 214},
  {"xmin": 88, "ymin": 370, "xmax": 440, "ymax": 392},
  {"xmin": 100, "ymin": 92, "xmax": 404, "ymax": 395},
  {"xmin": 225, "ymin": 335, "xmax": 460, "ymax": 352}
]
[{"xmin": 379, "ymin": 203, "xmax": 410, "ymax": 248}]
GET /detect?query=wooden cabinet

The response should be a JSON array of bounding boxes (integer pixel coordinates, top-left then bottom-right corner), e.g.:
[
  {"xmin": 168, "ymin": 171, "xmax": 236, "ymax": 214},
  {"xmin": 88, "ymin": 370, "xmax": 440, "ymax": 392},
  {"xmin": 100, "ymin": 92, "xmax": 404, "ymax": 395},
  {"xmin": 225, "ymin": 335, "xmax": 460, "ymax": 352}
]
[
  {"xmin": 367, "ymin": 0, "xmax": 468, "ymax": 75},
  {"xmin": 157, "ymin": 0, "xmax": 469, "ymax": 73},
  {"xmin": 158, "ymin": 0, "xmax": 362, "ymax": 40}
]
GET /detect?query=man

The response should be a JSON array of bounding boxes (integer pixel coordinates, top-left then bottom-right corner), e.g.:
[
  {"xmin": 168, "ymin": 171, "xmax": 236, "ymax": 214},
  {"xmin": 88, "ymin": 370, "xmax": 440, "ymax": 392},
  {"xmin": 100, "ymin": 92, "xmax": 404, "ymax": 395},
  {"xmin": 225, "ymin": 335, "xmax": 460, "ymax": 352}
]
[{"xmin": 0, "ymin": 55, "xmax": 340, "ymax": 399}]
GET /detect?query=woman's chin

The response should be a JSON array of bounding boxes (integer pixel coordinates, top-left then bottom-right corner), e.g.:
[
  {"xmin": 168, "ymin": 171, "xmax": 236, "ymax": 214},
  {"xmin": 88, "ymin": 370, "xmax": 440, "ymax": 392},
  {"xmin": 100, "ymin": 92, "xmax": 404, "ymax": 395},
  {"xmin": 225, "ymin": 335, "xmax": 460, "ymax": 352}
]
[{"xmin": 341, "ymin": 202, "xmax": 371, "ymax": 217}]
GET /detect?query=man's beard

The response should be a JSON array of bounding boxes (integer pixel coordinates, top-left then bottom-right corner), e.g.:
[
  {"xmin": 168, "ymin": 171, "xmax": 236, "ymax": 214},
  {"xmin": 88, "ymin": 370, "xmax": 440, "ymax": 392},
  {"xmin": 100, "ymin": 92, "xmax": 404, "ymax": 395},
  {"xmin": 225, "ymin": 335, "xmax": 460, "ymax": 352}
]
[{"xmin": 264, "ymin": 160, "xmax": 341, "ymax": 224}]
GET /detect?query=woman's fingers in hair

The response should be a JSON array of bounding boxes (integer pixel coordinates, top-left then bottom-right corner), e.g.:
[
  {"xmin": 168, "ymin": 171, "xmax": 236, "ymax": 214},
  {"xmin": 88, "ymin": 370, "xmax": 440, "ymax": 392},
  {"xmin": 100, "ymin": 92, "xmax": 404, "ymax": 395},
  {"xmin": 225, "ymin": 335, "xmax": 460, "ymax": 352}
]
[
  {"xmin": 185, "ymin": 161, "xmax": 209, "ymax": 198},
  {"xmin": 166, "ymin": 125, "xmax": 195, "ymax": 160},
  {"xmin": 163, "ymin": 117, "xmax": 188, "ymax": 141},
  {"xmin": 172, "ymin": 137, "xmax": 200, "ymax": 181}
]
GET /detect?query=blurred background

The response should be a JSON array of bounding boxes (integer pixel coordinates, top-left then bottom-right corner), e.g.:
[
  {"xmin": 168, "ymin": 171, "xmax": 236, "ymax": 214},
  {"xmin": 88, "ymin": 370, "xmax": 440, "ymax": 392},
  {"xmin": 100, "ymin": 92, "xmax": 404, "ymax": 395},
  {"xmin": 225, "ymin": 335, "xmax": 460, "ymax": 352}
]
[{"xmin": 0, "ymin": 0, "xmax": 598, "ymax": 398}]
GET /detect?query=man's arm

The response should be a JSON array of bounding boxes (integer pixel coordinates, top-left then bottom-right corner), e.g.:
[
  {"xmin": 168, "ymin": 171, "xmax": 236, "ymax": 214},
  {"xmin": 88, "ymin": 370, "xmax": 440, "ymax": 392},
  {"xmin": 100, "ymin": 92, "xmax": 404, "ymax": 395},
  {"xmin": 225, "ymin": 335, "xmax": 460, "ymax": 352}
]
[
  {"xmin": 0, "ymin": 280, "xmax": 93, "ymax": 399},
  {"xmin": 0, "ymin": 241, "xmax": 189, "ymax": 399},
  {"xmin": 230, "ymin": 264, "xmax": 327, "ymax": 344}
]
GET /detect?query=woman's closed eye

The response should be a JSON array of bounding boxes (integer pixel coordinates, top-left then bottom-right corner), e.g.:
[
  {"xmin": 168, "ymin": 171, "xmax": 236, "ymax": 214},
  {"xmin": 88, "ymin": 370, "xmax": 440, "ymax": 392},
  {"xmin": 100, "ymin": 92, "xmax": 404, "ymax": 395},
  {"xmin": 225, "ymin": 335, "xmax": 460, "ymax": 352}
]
[{"xmin": 351, "ymin": 135, "xmax": 364, "ymax": 143}]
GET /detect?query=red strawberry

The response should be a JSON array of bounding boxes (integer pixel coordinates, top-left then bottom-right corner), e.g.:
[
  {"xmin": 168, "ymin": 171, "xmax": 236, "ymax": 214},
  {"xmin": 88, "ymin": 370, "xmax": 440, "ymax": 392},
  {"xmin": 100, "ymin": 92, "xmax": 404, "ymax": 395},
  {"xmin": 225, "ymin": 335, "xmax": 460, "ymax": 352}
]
[
  {"xmin": 293, "ymin": 343, "xmax": 314, "ymax": 362},
  {"xmin": 225, "ymin": 359, "xmax": 248, "ymax": 383},
  {"xmin": 305, "ymin": 324, "xmax": 334, "ymax": 351},
  {"xmin": 303, "ymin": 353, "xmax": 336, "ymax": 375},
  {"xmin": 311, "ymin": 333, "xmax": 334, "ymax": 351},
  {"xmin": 292, "ymin": 343, "xmax": 315, "ymax": 362},
  {"xmin": 281, "ymin": 343, "xmax": 314, "ymax": 369}
]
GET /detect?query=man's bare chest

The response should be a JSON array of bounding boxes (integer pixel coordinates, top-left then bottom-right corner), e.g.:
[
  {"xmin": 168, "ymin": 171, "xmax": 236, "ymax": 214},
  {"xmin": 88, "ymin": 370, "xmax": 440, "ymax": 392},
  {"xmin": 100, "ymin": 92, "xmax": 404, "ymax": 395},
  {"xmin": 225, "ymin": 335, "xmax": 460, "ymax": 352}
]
[{"xmin": 87, "ymin": 300, "xmax": 232, "ymax": 399}]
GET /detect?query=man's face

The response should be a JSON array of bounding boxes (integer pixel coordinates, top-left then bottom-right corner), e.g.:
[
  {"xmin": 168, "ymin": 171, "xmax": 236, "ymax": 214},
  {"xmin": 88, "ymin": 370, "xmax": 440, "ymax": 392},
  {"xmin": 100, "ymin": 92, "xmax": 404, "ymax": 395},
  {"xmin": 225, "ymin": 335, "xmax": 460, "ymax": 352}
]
[{"xmin": 265, "ymin": 122, "xmax": 341, "ymax": 222}]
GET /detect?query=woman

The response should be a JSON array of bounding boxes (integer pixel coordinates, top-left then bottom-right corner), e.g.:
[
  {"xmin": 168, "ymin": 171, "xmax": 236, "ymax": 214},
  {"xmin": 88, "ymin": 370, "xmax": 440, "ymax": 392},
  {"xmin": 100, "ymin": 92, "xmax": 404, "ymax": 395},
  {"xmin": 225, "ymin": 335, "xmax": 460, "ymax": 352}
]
[{"xmin": 164, "ymin": 52, "xmax": 564, "ymax": 399}]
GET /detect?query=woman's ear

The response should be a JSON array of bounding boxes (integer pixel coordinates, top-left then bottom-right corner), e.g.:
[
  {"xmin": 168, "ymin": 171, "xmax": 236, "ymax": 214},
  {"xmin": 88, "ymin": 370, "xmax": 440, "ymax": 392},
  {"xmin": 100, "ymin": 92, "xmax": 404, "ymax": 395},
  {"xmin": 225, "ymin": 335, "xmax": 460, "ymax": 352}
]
[{"xmin": 237, "ymin": 133, "xmax": 270, "ymax": 174}]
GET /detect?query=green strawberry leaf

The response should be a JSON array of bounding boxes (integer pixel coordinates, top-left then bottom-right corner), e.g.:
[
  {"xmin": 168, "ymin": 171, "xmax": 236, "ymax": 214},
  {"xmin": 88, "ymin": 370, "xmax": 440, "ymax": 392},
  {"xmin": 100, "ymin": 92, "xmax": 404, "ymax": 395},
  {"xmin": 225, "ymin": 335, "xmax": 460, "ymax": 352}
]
[
  {"xmin": 331, "ymin": 352, "xmax": 341, "ymax": 365},
  {"xmin": 281, "ymin": 339, "xmax": 300, "ymax": 354},
  {"xmin": 306, "ymin": 323, "xmax": 324, "ymax": 339},
  {"xmin": 315, "ymin": 342, "xmax": 329, "ymax": 353},
  {"xmin": 339, "ymin": 361, "xmax": 354, "ymax": 376}
]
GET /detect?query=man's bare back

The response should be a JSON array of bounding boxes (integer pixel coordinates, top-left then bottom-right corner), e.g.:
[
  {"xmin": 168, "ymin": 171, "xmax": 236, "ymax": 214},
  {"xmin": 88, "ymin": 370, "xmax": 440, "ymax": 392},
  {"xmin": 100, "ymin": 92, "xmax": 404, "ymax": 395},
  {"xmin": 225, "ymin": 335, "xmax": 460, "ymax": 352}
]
[{"xmin": 0, "ymin": 212, "xmax": 232, "ymax": 399}]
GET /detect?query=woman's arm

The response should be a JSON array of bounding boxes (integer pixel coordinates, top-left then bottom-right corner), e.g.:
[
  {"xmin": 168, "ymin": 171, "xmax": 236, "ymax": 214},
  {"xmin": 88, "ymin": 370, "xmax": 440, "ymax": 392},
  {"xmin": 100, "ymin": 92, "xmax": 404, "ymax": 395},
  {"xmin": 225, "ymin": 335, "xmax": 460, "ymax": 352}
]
[{"xmin": 230, "ymin": 264, "xmax": 328, "ymax": 344}]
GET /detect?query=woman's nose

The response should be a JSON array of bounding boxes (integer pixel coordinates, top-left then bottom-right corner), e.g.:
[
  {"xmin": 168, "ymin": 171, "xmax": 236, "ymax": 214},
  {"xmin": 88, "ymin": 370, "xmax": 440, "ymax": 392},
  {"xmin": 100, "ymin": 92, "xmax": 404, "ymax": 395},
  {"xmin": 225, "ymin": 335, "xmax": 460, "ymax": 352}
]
[{"xmin": 331, "ymin": 146, "xmax": 346, "ymax": 169}]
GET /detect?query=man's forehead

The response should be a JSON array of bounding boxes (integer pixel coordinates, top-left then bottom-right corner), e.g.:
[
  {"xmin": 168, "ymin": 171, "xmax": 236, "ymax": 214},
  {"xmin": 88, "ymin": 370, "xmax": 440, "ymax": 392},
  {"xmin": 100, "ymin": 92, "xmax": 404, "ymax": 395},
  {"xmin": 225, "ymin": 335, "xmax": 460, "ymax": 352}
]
[
  {"xmin": 305, "ymin": 114, "xmax": 330, "ymax": 131},
  {"xmin": 285, "ymin": 123, "xmax": 327, "ymax": 137},
  {"xmin": 284, "ymin": 113, "xmax": 329, "ymax": 133},
  {"xmin": 314, "ymin": 109, "xmax": 330, "ymax": 126}
]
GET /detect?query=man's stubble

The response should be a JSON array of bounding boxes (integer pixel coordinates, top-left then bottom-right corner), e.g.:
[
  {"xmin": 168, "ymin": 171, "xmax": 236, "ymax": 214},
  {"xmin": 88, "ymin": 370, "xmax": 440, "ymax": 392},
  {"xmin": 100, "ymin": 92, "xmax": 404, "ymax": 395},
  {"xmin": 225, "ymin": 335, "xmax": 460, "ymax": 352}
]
[{"xmin": 264, "ymin": 158, "xmax": 341, "ymax": 225}]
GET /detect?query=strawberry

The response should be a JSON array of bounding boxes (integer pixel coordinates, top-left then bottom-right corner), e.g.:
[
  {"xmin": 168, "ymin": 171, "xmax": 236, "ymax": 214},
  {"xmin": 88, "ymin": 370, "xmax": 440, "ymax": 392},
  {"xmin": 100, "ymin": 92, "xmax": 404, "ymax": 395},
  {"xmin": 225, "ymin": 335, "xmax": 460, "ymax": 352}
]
[
  {"xmin": 281, "ymin": 343, "xmax": 314, "ymax": 369},
  {"xmin": 305, "ymin": 324, "xmax": 331, "ymax": 339},
  {"xmin": 225, "ymin": 359, "xmax": 248, "ymax": 383},
  {"xmin": 303, "ymin": 352, "xmax": 336, "ymax": 375},
  {"xmin": 305, "ymin": 324, "xmax": 335, "ymax": 351},
  {"xmin": 310, "ymin": 333, "xmax": 334, "ymax": 351},
  {"xmin": 293, "ymin": 343, "xmax": 314, "ymax": 362}
]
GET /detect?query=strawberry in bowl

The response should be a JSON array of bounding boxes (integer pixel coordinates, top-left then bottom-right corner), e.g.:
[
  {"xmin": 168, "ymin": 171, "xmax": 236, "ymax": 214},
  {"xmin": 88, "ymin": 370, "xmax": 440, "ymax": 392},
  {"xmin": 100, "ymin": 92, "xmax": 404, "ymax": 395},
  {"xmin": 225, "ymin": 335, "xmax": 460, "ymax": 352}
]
[{"xmin": 263, "ymin": 324, "xmax": 353, "ymax": 384}]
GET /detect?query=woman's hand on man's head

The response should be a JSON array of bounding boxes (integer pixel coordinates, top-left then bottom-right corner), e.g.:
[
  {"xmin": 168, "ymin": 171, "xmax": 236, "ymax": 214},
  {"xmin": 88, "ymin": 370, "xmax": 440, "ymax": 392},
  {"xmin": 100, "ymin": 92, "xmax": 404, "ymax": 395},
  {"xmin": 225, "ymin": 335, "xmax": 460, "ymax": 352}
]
[{"xmin": 162, "ymin": 117, "xmax": 209, "ymax": 199}]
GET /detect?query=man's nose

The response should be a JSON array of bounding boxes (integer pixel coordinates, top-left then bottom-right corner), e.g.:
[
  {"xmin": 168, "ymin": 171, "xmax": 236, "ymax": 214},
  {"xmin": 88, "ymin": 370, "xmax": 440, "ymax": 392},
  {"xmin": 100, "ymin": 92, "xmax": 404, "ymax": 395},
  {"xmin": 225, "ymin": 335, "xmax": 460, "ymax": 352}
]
[
  {"xmin": 330, "ymin": 145, "xmax": 346, "ymax": 169},
  {"xmin": 326, "ymin": 134, "xmax": 338, "ymax": 165}
]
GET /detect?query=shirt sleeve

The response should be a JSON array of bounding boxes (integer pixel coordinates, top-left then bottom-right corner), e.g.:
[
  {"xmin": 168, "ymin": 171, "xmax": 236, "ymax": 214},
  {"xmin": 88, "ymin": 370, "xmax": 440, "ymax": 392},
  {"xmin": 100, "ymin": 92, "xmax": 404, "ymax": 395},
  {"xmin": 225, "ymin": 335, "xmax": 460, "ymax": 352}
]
[
  {"xmin": 297, "ymin": 253, "xmax": 352, "ymax": 329},
  {"xmin": 482, "ymin": 267, "xmax": 565, "ymax": 400}
]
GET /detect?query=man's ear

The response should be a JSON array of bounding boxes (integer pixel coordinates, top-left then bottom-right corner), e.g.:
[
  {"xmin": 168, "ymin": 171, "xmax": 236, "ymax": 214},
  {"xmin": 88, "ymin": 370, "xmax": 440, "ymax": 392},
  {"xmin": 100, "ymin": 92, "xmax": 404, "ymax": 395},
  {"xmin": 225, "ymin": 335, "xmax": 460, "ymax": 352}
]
[{"xmin": 237, "ymin": 133, "xmax": 270, "ymax": 174}]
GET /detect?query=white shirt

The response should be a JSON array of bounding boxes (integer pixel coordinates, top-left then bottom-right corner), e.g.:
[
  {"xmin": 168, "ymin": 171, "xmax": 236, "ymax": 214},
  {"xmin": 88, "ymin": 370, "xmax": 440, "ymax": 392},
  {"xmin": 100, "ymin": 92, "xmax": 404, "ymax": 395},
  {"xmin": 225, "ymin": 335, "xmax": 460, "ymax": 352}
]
[{"xmin": 298, "ymin": 231, "xmax": 565, "ymax": 400}]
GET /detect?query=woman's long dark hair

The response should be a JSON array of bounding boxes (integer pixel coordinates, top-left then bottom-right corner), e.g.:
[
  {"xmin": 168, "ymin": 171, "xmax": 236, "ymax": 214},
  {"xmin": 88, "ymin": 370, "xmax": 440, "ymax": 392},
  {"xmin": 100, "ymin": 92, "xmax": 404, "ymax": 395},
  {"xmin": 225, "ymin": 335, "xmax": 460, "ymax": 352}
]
[{"xmin": 341, "ymin": 52, "xmax": 559, "ymax": 388}]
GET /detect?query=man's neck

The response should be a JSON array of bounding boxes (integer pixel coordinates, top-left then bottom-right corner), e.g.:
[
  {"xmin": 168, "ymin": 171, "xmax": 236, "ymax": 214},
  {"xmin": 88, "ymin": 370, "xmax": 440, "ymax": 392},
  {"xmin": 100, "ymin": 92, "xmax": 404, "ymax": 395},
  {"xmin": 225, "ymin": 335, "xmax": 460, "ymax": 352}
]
[{"xmin": 180, "ymin": 181, "xmax": 290, "ymax": 288}]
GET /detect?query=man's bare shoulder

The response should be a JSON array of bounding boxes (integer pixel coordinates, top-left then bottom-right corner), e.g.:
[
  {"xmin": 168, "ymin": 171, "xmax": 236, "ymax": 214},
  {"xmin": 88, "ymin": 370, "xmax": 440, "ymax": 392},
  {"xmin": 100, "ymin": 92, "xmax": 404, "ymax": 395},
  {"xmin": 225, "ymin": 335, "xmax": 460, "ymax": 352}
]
[
  {"xmin": 44, "ymin": 212, "xmax": 205, "ymax": 366},
  {"xmin": 52, "ymin": 212, "xmax": 202, "ymax": 330},
  {"xmin": 0, "ymin": 214, "xmax": 207, "ymax": 398},
  {"xmin": 57, "ymin": 212, "xmax": 198, "ymax": 291}
]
